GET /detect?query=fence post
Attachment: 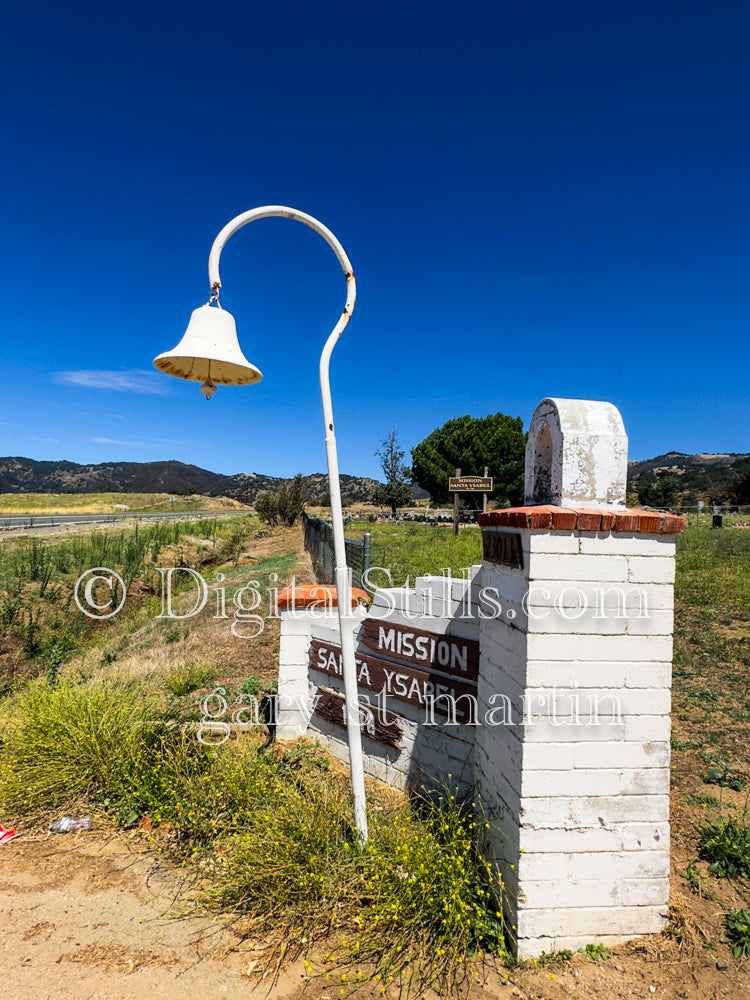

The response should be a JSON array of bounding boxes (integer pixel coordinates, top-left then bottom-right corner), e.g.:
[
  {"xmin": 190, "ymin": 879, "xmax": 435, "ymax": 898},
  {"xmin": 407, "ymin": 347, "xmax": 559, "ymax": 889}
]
[{"xmin": 362, "ymin": 530, "xmax": 372, "ymax": 591}]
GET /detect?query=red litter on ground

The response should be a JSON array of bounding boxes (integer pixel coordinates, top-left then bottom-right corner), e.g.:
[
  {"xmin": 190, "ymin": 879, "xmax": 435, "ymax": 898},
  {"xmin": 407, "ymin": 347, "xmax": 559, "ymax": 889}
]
[{"xmin": 0, "ymin": 824, "xmax": 18, "ymax": 844}]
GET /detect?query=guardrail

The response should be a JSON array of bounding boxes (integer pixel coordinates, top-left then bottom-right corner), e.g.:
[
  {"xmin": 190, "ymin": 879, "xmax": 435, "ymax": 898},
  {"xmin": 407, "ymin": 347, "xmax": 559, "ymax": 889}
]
[{"xmin": 0, "ymin": 509, "xmax": 248, "ymax": 531}]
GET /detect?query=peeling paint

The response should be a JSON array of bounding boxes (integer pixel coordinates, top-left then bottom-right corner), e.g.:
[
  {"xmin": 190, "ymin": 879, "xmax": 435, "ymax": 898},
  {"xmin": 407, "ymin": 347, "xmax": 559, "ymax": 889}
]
[{"xmin": 525, "ymin": 398, "xmax": 628, "ymax": 508}]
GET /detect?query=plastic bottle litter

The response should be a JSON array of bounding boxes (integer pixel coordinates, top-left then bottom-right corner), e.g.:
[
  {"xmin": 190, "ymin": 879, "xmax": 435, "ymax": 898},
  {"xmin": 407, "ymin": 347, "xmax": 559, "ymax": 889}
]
[{"xmin": 49, "ymin": 817, "xmax": 93, "ymax": 834}]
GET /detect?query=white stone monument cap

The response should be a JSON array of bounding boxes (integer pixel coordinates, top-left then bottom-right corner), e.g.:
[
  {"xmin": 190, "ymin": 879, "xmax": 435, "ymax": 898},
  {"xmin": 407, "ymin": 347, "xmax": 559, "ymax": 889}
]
[{"xmin": 524, "ymin": 397, "xmax": 628, "ymax": 509}]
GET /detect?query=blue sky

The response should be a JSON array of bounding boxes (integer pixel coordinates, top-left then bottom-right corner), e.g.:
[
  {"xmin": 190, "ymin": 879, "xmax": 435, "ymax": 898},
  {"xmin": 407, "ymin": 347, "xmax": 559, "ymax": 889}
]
[{"xmin": 1, "ymin": 1, "xmax": 748, "ymax": 482}]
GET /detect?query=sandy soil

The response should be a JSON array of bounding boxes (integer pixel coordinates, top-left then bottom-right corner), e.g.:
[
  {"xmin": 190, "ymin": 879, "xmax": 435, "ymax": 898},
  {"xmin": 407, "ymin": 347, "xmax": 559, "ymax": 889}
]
[
  {"xmin": 0, "ymin": 830, "xmax": 314, "ymax": 1000},
  {"xmin": 2, "ymin": 829, "xmax": 748, "ymax": 1000}
]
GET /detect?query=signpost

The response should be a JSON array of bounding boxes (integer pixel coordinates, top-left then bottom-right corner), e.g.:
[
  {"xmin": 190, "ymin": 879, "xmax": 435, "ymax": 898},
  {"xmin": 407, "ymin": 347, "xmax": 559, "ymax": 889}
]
[
  {"xmin": 448, "ymin": 475, "xmax": 494, "ymax": 493},
  {"xmin": 448, "ymin": 467, "xmax": 493, "ymax": 534}
]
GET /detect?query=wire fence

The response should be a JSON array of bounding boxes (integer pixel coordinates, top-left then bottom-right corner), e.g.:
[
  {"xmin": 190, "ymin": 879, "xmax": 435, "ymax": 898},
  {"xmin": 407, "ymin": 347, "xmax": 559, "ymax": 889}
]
[
  {"xmin": 302, "ymin": 512, "xmax": 373, "ymax": 590},
  {"xmin": 638, "ymin": 504, "xmax": 750, "ymax": 527}
]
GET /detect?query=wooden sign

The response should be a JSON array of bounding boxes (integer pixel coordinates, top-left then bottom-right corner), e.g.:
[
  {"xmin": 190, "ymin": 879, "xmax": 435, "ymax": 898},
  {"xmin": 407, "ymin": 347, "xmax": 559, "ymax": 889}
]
[
  {"xmin": 449, "ymin": 476, "xmax": 493, "ymax": 492},
  {"xmin": 314, "ymin": 687, "xmax": 403, "ymax": 749},
  {"xmin": 360, "ymin": 619, "xmax": 479, "ymax": 680},
  {"xmin": 482, "ymin": 531, "xmax": 524, "ymax": 569},
  {"xmin": 310, "ymin": 639, "xmax": 477, "ymax": 721}
]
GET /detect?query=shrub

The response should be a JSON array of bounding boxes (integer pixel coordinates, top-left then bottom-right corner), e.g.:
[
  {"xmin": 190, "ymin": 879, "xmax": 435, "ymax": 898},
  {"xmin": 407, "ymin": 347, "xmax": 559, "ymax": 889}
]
[
  {"xmin": 254, "ymin": 491, "xmax": 278, "ymax": 526},
  {"xmin": 210, "ymin": 775, "xmax": 505, "ymax": 989},
  {"xmin": 0, "ymin": 681, "xmax": 158, "ymax": 813},
  {"xmin": 359, "ymin": 793, "xmax": 506, "ymax": 983},
  {"xmin": 112, "ymin": 729, "xmax": 271, "ymax": 837}
]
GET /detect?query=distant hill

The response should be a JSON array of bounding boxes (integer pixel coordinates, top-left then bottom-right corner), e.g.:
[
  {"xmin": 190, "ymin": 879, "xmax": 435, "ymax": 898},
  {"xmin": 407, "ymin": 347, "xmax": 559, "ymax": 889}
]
[
  {"xmin": 627, "ymin": 452, "xmax": 750, "ymax": 507},
  {"xmin": 0, "ymin": 457, "xmax": 381, "ymax": 504},
  {"xmin": 2, "ymin": 452, "xmax": 746, "ymax": 510}
]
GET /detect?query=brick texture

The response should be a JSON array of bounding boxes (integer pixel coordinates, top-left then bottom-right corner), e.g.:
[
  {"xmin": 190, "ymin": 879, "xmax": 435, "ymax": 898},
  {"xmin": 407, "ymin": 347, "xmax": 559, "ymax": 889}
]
[{"xmin": 478, "ymin": 507, "xmax": 686, "ymax": 534}]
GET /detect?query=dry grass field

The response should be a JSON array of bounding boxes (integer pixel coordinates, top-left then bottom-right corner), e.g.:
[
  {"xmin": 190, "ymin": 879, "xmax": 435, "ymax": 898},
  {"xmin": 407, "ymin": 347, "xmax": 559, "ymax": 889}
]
[{"xmin": 0, "ymin": 491, "xmax": 246, "ymax": 514}]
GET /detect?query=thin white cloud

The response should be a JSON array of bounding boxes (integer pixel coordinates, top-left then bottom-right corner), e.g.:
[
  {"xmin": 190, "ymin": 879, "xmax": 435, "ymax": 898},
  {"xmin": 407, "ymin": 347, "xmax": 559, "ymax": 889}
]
[
  {"xmin": 56, "ymin": 370, "xmax": 169, "ymax": 394},
  {"xmin": 90, "ymin": 437, "xmax": 146, "ymax": 446},
  {"xmin": 89, "ymin": 436, "xmax": 186, "ymax": 448}
]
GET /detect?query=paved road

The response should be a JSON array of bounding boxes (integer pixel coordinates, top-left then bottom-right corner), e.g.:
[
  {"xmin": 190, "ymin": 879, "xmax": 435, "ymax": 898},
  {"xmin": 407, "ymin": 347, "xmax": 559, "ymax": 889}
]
[{"xmin": 0, "ymin": 509, "xmax": 247, "ymax": 530}]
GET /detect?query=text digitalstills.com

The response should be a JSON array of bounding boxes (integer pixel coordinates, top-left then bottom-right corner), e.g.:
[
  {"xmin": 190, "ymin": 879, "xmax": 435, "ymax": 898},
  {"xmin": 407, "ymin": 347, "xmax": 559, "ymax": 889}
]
[
  {"xmin": 72, "ymin": 565, "xmax": 640, "ymax": 744},
  {"xmin": 73, "ymin": 565, "xmax": 653, "ymax": 635}
]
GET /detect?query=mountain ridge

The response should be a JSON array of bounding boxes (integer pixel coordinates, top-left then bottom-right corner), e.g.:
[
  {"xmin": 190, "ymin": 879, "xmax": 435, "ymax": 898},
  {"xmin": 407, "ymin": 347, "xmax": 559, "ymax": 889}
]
[
  {"xmin": 0, "ymin": 457, "xmax": 380, "ymax": 503},
  {"xmin": 0, "ymin": 452, "xmax": 747, "ymax": 507}
]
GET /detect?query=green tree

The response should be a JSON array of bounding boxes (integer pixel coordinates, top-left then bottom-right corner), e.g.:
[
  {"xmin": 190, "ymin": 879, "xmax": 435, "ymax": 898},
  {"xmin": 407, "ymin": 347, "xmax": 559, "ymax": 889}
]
[
  {"xmin": 276, "ymin": 474, "xmax": 309, "ymax": 526},
  {"xmin": 730, "ymin": 459, "xmax": 750, "ymax": 505},
  {"xmin": 373, "ymin": 431, "xmax": 412, "ymax": 515},
  {"xmin": 634, "ymin": 473, "xmax": 682, "ymax": 509},
  {"xmin": 411, "ymin": 413, "xmax": 526, "ymax": 506},
  {"xmin": 254, "ymin": 491, "xmax": 278, "ymax": 525}
]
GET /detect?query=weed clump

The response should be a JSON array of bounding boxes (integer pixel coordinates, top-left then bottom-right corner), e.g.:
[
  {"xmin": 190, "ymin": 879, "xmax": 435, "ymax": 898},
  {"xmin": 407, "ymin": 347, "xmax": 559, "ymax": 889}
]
[
  {"xmin": 0, "ymin": 680, "xmax": 158, "ymax": 812},
  {"xmin": 163, "ymin": 659, "xmax": 216, "ymax": 696},
  {"xmin": 698, "ymin": 817, "xmax": 750, "ymax": 878},
  {"xmin": 726, "ymin": 908, "xmax": 750, "ymax": 958},
  {"xmin": 211, "ymin": 774, "xmax": 505, "ymax": 989}
]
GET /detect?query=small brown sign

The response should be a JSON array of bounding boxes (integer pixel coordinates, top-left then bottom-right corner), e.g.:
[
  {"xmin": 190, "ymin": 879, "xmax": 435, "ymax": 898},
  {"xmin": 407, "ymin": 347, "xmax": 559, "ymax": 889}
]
[
  {"xmin": 360, "ymin": 619, "xmax": 479, "ymax": 680},
  {"xmin": 449, "ymin": 476, "xmax": 493, "ymax": 492},
  {"xmin": 314, "ymin": 687, "xmax": 403, "ymax": 749},
  {"xmin": 310, "ymin": 639, "xmax": 478, "ymax": 721},
  {"xmin": 482, "ymin": 531, "xmax": 524, "ymax": 569}
]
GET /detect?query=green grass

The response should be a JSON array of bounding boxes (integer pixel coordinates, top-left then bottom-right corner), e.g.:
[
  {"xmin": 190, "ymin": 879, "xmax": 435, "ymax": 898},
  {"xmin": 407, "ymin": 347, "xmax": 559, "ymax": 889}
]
[
  {"xmin": 346, "ymin": 521, "xmax": 483, "ymax": 586},
  {"xmin": 0, "ymin": 680, "xmax": 158, "ymax": 812},
  {"xmin": 672, "ymin": 527, "xmax": 750, "ymax": 762},
  {"xmin": 213, "ymin": 772, "xmax": 506, "ymax": 981}
]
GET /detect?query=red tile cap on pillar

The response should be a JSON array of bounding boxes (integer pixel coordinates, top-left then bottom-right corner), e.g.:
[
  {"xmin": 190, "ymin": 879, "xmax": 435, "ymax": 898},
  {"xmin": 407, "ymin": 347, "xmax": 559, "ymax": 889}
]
[
  {"xmin": 550, "ymin": 507, "xmax": 578, "ymax": 530},
  {"xmin": 478, "ymin": 506, "xmax": 687, "ymax": 534},
  {"xmin": 478, "ymin": 507, "xmax": 554, "ymax": 528},
  {"xmin": 613, "ymin": 511, "xmax": 642, "ymax": 532},
  {"xmin": 526, "ymin": 505, "xmax": 555, "ymax": 529},
  {"xmin": 576, "ymin": 510, "xmax": 604, "ymax": 531},
  {"xmin": 640, "ymin": 511, "xmax": 663, "ymax": 533}
]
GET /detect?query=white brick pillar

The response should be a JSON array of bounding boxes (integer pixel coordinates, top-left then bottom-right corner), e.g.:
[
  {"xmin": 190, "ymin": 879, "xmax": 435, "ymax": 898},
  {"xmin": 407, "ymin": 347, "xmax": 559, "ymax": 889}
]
[
  {"xmin": 475, "ymin": 398, "xmax": 685, "ymax": 957},
  {"xmin": 276, "ymin": 611, "xmax": 317, "ymax": 740}
]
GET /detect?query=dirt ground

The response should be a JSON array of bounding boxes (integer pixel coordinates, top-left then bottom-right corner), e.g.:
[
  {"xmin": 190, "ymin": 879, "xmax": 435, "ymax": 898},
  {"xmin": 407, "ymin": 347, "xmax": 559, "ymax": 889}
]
[
  {"xmin": 2, "ymin": 825, "xmax": 748, "ymax": 1000},
  {"xmin": 0, "ymin": 829, "xmax": 311, "ymax": 1000}
]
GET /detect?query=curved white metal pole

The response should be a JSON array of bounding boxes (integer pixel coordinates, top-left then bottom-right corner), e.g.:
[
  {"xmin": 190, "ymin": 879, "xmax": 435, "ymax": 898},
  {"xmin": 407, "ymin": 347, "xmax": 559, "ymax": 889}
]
[{"xmin": 208, "ymin": 206, "xmax": 367, "ymax": 844}]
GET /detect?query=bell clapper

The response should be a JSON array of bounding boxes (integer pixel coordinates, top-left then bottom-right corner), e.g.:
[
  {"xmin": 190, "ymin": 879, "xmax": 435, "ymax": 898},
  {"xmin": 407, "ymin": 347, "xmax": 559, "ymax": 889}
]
[{"xmin": 200, "ymin": 376, "xmax": 217, "ymax": 401}]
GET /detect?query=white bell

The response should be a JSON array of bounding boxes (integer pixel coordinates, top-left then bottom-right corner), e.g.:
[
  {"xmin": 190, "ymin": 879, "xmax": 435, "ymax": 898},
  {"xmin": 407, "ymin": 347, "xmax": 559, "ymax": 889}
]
[{"xmin": 153, "ymin": 305, "xmax": 263, "ymax": 390}]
